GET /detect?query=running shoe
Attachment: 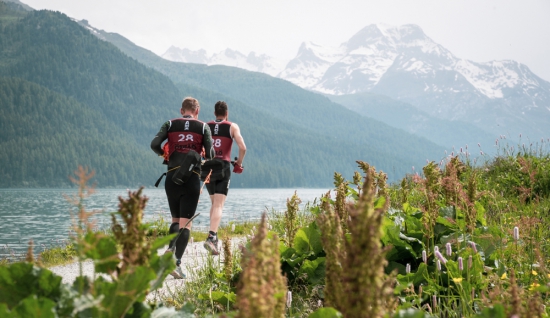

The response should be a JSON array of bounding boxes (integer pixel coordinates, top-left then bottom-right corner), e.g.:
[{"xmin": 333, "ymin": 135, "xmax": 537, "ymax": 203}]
[
  {"xmin": 170, "ymin": 266, "xmax": 186, "ymax": 279},
  {"xmin": 203, "ymin": 236, "xmax": 219, "ymax": 256}
]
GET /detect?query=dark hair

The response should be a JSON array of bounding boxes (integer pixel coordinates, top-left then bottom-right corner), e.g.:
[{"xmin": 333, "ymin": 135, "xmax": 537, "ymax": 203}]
[
  {"xmin": 214, "ymin": 101, "xmax": 228, "ymax": 117},
  {"xmin": 182, "ymin": 97, "xmax": 200, "ymax": 111}
]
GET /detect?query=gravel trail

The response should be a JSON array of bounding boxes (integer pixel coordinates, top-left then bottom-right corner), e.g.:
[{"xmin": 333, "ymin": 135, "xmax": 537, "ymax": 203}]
[{"xmin": 49, "ymin": 238, "xmax": 244, "ymax": 302}]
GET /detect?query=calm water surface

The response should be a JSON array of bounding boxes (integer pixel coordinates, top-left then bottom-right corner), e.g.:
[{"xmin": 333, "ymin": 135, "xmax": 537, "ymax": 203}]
[{"xmin": 0, "ymin": 188, "xmax": 328, "ymax": 257}]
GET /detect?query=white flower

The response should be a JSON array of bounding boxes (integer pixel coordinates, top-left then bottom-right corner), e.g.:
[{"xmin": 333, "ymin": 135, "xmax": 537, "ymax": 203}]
[
  {"xmin": 513, "ymin": 226, "xmax": 519, "ymax": 241},
  {"xmin": 286, "ymin": 291, "xmax": 292, "ymax": 308}
]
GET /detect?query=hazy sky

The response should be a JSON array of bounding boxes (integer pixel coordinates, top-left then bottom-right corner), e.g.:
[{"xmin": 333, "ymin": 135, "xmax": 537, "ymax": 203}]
[{"xmin": 22, "ymin": 0, "xmax": 550, "ymax": 81}]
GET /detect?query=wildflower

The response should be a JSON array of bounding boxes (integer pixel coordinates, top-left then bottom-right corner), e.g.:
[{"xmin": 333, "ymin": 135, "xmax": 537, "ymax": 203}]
[
  {"xmin": 458, "ymin": 257, "xmax": 463, "ymax": 271},
  {"xmin": 468, "ymin": 255, "xmax": 473, "ymax": 269},
  {"xmin": 532, "ymin": 270, "xmax": 538, "ymax": 276},
  {"xmin": 432, "ymin": 295, "xmax": 437, "ymax": 308},
  {"xmin": 422, "ymin": 250, "xmax": 427, "ymax": 263},
  {"xmin": 501, "ymin": 273, "xmax": 507, "ymax": 279},
  {"xmin": 470, "ymin": 241, "xmax": 477, "ymax": 253},
  {"xmin": 434, "ymin": 250, "xmax": 447, "ymax": 264},
  {"xmin": 436, "ymin": 260, "xmax": 441, "ymax": 271},
  {"xmin": 445, "ymin": 243, "xmax": 452, "ymax": 256},
  {"xmin": 452, "ymin": 277, "xmax": 463, "ymax": 284},
  {"xmin": 406, "ymin": 263, "xmax": 411, "ymax": 274},
  {"xmin": 286, "ymin": 290, "xmax": 292, "ymax": 308},
  {"xmin": 434, "ymin": 246, "xmax": 439, "ymax": 253},
  {"xmin": 513, "ymin": 226, "xmax": 519, "ymax": 241},
  {"xmin": 529, "ymin": 282, "xmax": 540, "ymax": 291}
]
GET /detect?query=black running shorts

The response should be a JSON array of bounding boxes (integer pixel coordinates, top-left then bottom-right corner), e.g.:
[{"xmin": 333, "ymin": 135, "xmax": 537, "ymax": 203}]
[
  {"xmin": 205, "ymin": 166, "xmax": 231, "ymax": 196},
  {"xmin": 165, "ymin": 170, "xmax": 201, "ymax": 219}
]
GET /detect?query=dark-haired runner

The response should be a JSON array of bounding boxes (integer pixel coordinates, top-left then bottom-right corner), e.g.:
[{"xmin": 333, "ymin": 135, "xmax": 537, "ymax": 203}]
[{"xmin": 202, "ymin": 101, "xmax": 246, "ymax": 255}]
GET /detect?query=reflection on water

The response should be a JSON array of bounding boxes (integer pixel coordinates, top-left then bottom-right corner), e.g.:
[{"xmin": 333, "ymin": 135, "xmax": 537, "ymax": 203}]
[{"xmin": 0, "ymin": 188, "xmax": 328, "ymax": 257}]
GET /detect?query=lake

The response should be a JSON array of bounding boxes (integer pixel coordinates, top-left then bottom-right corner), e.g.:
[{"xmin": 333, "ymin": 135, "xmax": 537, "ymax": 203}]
[{"xmin": 0, "ymin": 188, "xmax": 329, "ymax": 258}]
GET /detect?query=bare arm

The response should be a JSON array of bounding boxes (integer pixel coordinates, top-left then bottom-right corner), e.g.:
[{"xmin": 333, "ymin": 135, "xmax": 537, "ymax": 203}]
[{"xmin": 231, "ymin": 123, "xmax": 246, "ymax": 166}]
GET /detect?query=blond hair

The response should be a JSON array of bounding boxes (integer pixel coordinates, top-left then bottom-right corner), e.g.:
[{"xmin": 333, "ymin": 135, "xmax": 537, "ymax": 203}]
[{"xmin": 181, "ymin": 97, "xmax": 200, "ymax": 112}]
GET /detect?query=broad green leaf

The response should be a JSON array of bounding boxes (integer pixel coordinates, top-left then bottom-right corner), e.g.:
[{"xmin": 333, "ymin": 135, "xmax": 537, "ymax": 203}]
[
  {"xmin": 148, "ymin": 252, "xmax": 175, "ymax": 291},
  {"xmin": 386, "ymin": 261, "xmax": 406, "ymax": 275},
  {"xmin": 383, "ymin": 225, "xmax": 418, "ymax": 261},
  {"xmin": 475, "ymin": 201, "xmax": 487, "ymax": 226},
  {"xmin": 411, "ymin": 263, "xmax": 429, "ymax": 286},
  {"xmin": 403, "ymin": 214, "xmax": 424, "ymax": 234},
  {"xmin": 93, "ymin": 266, "xmax": 156, "ymax": 318},
  {"xmin": 293, "ymin": 222, "xmax": 323, "ymax": 256},
  {"xmin": 0, "ymin": 263, "xmax": 62, "ymax": 309},
  {"xmin": 298, "ymin": 257, "xmax": 326, "ymax": 285},
  {"xmin": 83, "ymin": 232, "xmax": 119, "ymax": 274},
  {"xmin": 438, "ymin": 206, "xmax": 456, "ymax": 219},
  {"xmin": 125, "ymin": 301, "xmax": 152, "ymax": 318},
  {"xmin": 374, "ymin": 196, "xmax": 386, "ymax": 210},
  {"xmin": 12, "ymin": 295, "xmax": 57, "ymax": 318}
]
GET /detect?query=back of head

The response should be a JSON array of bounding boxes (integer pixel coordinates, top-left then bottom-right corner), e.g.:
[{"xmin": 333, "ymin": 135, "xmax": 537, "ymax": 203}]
[
  {"xmin": 214, "ymin": 101, "xmax": 228, "ymax": 117},
  {"xmin": 182, "ymin": 97, "xmax": 200, "ymax": 112}
]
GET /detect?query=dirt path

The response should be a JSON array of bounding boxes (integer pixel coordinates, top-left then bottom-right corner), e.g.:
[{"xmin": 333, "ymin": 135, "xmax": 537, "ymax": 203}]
[{"xmin": 49, "ymin": 238, "xmax": 244, "ymax": 302}]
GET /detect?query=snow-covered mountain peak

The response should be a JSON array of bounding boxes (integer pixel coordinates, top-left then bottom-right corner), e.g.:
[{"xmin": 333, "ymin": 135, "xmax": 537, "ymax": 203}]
[
  {"xmin": 156, "ymin": 24, "xmax": 549, "ymax": 120},
  {"xmin": 295, "ymin": 41, "xmax": 343, "ymax": 63},
  {"xmin": 161, "ymin": 46, "xmax": 287, "ymax": 77}
]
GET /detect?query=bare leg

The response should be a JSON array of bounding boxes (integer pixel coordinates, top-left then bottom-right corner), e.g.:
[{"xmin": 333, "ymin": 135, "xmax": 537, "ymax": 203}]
[{"xmin": 209, "ymin": 194, "xmax": 227, "ymax": 233}]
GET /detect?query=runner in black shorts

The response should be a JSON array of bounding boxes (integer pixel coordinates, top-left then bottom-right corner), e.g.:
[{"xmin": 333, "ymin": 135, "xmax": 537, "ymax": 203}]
[
  {"xmin": 205, "ymin": 162, "xmax": 231, "ymax": 196},
  {"xmin": 202, "ymin": 101, "xmax": 246, "ymax": 255},
  {"xmin": 151, "ymin": 97, "xmax": 214, "ymax": 278}
]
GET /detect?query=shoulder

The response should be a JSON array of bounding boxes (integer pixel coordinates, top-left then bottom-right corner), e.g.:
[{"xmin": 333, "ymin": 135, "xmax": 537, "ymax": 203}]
[{"xmin": 161, "ymin": 120, "xmax": 171, "ymax": 129}]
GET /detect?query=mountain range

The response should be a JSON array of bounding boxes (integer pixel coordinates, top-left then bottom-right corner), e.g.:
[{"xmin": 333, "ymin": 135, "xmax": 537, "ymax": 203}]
[
  {"xmin": 0, "ymin": 2, "xmax": 448, "ymax": 187},
  {"xmin": 163, "ymin": 24, "xmax": 550, "ymax": 147}
]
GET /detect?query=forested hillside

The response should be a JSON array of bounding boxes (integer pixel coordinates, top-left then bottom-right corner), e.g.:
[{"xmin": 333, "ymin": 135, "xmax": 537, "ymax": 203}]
[
  {"xmin": 0, "ymin": 78, "xmax": 159, "ymax": 187},
  {"xmin": 0, "ymin": 6, "xmax": 446, "ymax": 187}
]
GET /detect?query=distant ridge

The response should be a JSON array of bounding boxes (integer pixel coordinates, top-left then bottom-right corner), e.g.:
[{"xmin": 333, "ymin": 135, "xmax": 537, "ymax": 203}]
[{"xmin": 162, "ymin": 24, "xmax": 550, "ymax": 143}]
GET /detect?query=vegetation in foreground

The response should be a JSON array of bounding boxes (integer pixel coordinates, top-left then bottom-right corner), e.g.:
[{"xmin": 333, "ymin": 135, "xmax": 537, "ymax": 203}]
[{"xmin": 1, "ymin": 140, "xmax": 550, "ymax": 317}]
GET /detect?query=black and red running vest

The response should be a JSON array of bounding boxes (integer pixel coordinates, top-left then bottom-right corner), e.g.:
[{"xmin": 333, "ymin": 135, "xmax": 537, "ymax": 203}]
[
  {"xmin": 208, "ymin": 120, "xmax": 233, "ymax": 162},
  {"xmin": 167, "ymin": 117, "xmax": 205, "ymax": 166}
]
